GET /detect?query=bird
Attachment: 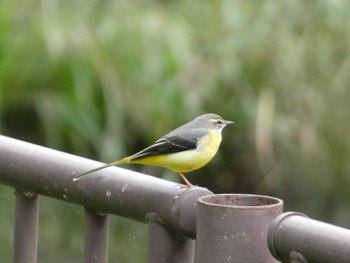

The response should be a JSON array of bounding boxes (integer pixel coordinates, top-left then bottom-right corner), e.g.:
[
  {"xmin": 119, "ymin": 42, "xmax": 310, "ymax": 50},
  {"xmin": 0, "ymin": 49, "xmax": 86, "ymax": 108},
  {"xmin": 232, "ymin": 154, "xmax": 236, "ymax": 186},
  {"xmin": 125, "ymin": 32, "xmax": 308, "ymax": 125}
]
[{"xmin": 73, "ymin": 113, "xmax": 234, "ymax": 187}]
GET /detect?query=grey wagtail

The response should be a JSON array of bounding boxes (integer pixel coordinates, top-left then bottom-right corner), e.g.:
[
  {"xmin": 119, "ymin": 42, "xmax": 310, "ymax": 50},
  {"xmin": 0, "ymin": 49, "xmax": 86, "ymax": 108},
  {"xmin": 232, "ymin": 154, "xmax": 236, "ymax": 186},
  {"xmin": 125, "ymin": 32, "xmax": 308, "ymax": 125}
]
[{"xmin": 73, "ymin": 113, "xmax": 233, "ymax": 187}]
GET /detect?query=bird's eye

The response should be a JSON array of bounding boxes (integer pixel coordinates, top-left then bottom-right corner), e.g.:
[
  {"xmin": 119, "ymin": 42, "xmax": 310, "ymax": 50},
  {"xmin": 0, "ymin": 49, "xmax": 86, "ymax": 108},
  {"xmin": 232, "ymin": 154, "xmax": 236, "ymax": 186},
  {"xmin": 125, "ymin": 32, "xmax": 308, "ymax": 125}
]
[{"xmin": 216, "ymin": 119, "xmax": 224, "ymax": 125}]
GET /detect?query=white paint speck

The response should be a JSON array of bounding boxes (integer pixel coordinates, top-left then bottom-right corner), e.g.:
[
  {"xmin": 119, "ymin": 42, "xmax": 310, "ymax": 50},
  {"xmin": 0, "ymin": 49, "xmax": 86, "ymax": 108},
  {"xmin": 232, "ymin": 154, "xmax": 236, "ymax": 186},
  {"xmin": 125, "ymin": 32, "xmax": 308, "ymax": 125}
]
[{"xmin": 122, "ymin": 184, "xmax": 128, "ymax": 192}]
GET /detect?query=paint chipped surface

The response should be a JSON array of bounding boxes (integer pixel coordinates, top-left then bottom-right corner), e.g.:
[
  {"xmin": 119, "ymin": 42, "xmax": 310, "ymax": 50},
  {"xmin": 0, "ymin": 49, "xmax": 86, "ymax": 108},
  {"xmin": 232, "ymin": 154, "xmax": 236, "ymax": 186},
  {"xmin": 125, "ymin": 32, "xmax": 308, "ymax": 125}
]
[{"xmin": 122, "ymin": 184, "xmax": 128, "ymax": 192}]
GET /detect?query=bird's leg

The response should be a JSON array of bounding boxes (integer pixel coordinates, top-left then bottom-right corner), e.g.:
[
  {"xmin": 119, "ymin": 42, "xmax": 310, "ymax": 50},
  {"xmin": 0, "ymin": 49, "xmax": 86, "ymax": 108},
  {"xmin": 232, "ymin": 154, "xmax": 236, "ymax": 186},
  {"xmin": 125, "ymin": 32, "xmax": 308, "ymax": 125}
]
[{"xmin": 178, "ymin": 172, "xmax": 193, "ymax": 188}]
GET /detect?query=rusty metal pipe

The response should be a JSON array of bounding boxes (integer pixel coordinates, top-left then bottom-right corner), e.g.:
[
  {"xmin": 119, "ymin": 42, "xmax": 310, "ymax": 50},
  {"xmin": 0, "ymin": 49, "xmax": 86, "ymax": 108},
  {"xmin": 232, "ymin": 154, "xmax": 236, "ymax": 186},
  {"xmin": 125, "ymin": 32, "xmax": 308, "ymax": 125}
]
[
  {"xmin": 268, "ymin": 212, "xmax": 350, "ymax": 263},
  {"xmin": 146, "ymin": 185, "xmax": 213, "ymax": 262},
  {"xmin": 83, "ymin": 209, "xmax": 109, "ymax": 263},
  {"xmin": 13, "ymin": 191, "xmax": 39, "ymax": 263},
  {"xmin": 195, "ymin": 194, "xmax": 283, "ymax": 263},
  {"xmin": 148, "ymin": 220, "xmax": 194, "ymax": 263},
  {"xmin": 0, "ymin": 135, "xmax": 212, "ymax": 238}
]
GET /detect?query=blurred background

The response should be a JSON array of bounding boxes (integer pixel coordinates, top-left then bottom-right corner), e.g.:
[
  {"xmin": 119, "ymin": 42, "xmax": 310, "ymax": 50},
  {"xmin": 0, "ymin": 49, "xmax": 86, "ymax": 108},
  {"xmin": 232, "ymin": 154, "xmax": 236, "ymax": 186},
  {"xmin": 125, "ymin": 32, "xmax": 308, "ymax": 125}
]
[{"xmin": 1, "ymin": 0, "xmax": 350, "ymax": 262}]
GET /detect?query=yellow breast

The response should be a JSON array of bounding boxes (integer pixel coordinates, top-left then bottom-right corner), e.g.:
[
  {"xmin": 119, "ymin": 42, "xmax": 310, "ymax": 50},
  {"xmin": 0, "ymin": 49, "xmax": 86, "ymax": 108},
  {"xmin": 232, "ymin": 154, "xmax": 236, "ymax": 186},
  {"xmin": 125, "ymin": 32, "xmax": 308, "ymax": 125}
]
[{"xmin": 130, "ymin": 130, "xmax": 222, "ymax": 172}]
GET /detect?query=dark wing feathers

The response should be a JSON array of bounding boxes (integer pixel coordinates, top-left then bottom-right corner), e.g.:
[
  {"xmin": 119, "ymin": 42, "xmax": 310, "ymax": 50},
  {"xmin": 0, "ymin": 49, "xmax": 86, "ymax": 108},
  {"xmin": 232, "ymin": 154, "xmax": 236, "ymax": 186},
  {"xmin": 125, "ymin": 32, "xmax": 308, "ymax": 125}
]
[
  {"xmin": 130, "ymin": 136, "xmax": 197, "ymax": 161},
  {"xmin": 130, "ymin": 128, "xmax": 209, "ymax": 161}
]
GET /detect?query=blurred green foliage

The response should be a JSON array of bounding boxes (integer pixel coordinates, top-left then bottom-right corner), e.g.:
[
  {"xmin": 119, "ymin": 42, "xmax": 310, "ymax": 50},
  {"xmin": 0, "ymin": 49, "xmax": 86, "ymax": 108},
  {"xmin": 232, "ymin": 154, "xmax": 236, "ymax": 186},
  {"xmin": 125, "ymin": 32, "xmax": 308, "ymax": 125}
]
[{"xmin": 1, "ymin": 0, "xmax": 350, "ymax": 262}]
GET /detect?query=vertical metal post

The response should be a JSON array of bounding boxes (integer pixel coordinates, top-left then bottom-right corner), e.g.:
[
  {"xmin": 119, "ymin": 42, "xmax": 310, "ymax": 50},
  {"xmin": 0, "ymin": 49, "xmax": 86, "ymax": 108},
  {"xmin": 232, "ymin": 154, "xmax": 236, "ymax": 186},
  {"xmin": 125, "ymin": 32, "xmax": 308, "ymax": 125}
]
[
  {"xmin": 148, "ymin": 219, "xmax": 194, "ymax": 263},
  {"xmin": 83, "ymin": 208, "xmax": 109, "ymax": 263},
  {"xmin": 13, "ymin": 191, "xmax": 39, "ymax": 263},
  {"xmin": 195, "ymin": 194, "xmax": 283, "ymax": 263}
]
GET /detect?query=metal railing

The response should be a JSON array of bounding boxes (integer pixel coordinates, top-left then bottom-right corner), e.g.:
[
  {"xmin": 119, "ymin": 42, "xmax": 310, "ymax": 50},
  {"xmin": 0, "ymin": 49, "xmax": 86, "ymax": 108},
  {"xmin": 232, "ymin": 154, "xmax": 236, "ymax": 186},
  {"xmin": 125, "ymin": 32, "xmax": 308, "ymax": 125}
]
[
  {"xmin": 2, "ymin": 134, "xmax": 350, "ymax": 263},
  {"xmin": 0, "ymin": 135, "xmax": 212, "ymax": 263},
  {"xmin": 268, "ymin": 212, "xmax": 350, "ymax": 263}
]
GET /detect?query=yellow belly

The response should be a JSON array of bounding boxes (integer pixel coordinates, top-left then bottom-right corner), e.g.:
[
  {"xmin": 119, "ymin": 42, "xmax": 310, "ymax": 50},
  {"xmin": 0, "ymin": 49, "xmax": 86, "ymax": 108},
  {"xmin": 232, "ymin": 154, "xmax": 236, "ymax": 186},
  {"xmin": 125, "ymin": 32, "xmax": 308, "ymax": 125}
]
[{"xmin": 127, "ymin": 131, "xmax": 222, "ymax": 172}]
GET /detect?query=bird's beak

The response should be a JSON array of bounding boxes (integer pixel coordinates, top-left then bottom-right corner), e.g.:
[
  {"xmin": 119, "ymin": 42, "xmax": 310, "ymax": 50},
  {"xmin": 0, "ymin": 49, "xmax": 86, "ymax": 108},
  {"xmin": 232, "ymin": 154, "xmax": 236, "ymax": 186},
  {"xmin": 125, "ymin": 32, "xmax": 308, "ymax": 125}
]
[{"xmin": 224, "ymin": 120, "xmax": 234, "ymax": 125}]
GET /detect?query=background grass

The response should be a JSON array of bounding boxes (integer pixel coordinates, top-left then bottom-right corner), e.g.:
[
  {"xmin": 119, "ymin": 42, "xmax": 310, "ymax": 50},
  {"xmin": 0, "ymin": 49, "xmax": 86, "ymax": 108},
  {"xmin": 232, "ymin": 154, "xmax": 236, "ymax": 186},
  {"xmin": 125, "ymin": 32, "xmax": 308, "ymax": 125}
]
[{"xmin": 1, "ymin": 1, "xmax": 350, "ymax": 262}]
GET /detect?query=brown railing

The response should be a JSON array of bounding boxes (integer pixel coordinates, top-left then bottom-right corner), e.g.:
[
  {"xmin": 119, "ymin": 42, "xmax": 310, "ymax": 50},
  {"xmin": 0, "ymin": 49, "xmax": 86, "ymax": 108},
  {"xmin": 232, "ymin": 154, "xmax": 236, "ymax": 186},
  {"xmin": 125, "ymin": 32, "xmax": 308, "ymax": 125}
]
[
  {"xmin": 0, "ymin": 135, "xmax": 212, "ymax": 263},
  {"xmin": 2, "ymin": 135, "xmax": 350, "ymax": 263}
]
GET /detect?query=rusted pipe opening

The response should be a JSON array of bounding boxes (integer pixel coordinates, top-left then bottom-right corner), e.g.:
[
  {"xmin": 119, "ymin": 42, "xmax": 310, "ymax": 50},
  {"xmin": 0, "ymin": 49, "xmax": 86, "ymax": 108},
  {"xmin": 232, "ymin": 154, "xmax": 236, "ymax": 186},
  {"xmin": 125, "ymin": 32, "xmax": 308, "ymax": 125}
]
[
  {"xmin": 195, "ymin": 194, "xmax": 283, "ymax": 263},
  {"xmin": 198, "ymin": 193, "xmax": 282, "ymax": 207}
]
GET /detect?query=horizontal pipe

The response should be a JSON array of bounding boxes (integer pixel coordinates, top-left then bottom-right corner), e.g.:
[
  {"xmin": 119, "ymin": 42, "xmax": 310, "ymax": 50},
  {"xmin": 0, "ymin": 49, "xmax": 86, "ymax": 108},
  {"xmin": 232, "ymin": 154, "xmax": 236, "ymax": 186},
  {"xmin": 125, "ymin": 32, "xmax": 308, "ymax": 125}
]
[
  {"xmin": 268, "ymin": 212, "xmax": 350, "ymax": 263},
  {"xmin": 0, "ymin": 135, "xmax": 212, "ymax": 237}
]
